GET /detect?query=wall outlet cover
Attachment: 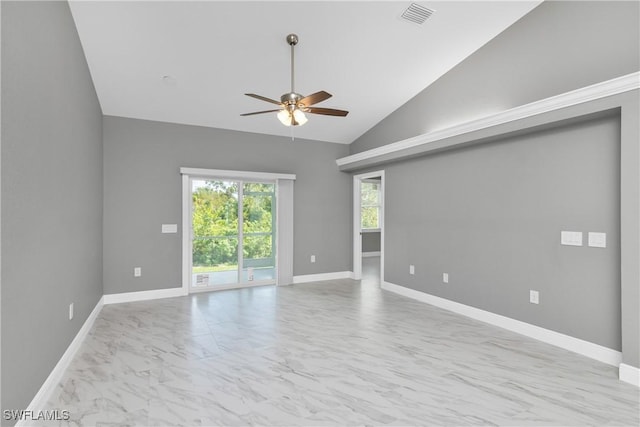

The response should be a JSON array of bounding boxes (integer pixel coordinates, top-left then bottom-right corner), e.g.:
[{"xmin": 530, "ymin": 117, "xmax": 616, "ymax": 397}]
[
  {"xmin": 561, "ymin": 231, "xmax": 583, "ymax": 246},
  {"xmin": 588, "ymin": 232, "xmax": 606, "ymax": 248},
  {"xmin": 409, "ymin": 265, "xmax": 415, "ymax": 275},
  {"xmin": 443, "ymin": 273, "xmax": 449, "ymax": 283},
  {"xmin": 529, "ymin": 290, "xmax": 539, "ymax": 304}
]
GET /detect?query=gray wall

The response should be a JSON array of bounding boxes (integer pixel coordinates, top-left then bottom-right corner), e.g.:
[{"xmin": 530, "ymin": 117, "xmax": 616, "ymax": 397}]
[
  {"xmin": 385, "ymin": 112, "xmax": 621, "ymax": 350},
  {"xmin": 351, "ymin": 0, "xmax": 639, "ymax": 154},
  {"xmin": 362, "ymin": 232, "xmax": 380, "ymax": 253},
  {"xmin": 348, "ymin": 0, "xmax": 639, "ymax": 368},
  {"xmin": 1, "ymin": 0, "xmax": 103, "ymax": 417},
  {"xmin": 103, "ymin": 116, "xmax": 351, "ymax": 295}
]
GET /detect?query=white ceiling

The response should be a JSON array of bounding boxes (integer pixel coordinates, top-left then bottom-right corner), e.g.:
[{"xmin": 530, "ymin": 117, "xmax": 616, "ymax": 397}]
[{"xmin": 69, "ymin": 1, "xmax": 541, "ymax": 144}]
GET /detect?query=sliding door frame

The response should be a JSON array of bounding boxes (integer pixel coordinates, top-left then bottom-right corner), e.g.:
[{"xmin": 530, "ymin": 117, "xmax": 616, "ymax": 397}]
[{"xmin": 181, "ymin": 168, "xmax": 296, "ymax": 294}]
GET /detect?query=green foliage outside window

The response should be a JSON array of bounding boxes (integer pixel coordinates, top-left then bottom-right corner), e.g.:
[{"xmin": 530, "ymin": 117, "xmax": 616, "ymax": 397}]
[
  {"xmin": 192, "ymin": 181, "xmax": 274, "ymax": 268},
  {"xmin": 361, "ymin": 182, "xmax": 380, "ymax": 229}
]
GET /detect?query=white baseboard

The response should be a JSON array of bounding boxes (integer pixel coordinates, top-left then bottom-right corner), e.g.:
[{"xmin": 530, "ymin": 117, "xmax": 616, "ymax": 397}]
[
  {"xmin": 18, "ymin": 296, "xmax": 104, "ymax": 424},
  {"xmin": 619, "ymin": 363, "xmax": 640, "ymax": 387},
  {"xmin": 382, "ymin": 281, "xmax": 622, "ymax": 367},
  {"xmin": 362, "ymin": 251, "xmax": 381, "ymax": 258},
  {"xmin": 103, "ymin": 287, "xmax": 187, "ymax": 305},
  {"xmin": 293, "ymin": 271, "xmax": 354, "ymax": 284}
]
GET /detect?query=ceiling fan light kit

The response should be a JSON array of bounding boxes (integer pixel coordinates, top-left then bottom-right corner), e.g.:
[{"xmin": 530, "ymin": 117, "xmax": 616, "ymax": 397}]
[{"xmin": 241, "ymin": 33, "xmax": 348, "ymax": 127}]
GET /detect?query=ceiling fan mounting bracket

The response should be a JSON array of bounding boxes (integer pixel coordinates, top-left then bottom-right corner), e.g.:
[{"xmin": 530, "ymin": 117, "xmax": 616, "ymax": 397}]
[{"xmin": 286, "ymin": 33, "xmax": 299, "ymax": 46}]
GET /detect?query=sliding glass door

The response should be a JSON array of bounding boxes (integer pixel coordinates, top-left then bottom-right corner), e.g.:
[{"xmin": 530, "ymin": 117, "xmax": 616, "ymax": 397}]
[
  {"xmin": 241, "ymin": 182, "xmax": 276, "ymax": 283},
  {"xmin": 190, "ymin": 178, "xmax": 275, "ymax": 291}
]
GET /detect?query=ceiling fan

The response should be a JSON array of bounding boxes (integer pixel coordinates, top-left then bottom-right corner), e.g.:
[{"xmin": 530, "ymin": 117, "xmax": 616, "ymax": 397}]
[{"xmin": 241, "ymin": 33, "xmax": 349, "ymax": 127}]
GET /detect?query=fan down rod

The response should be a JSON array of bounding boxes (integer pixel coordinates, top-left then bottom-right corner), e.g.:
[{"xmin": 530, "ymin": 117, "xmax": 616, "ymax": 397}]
[{"xmin": 286, "ymin": 34, "xmax": 298, "ymax": 94}]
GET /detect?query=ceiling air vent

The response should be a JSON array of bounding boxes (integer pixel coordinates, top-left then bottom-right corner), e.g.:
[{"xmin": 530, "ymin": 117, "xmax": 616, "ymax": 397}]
[{"xmin": 401, "ymin": 3, "xmax": 435, "ymax": 25}]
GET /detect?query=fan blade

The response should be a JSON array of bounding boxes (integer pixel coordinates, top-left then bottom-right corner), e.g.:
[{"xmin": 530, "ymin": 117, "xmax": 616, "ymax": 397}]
[
  {"xmin": 240, "ymin": 109, "xmax": 282, "ymax": 116},
  {"xmin": 305, "ymin": 107, "xmax": 349, "ymax": 117},
  {"xmin": 298, "ymin": 91, "xmax": 332, "ymax": 107},
  {"xmin": 245, "ymin": 93, "xmax": 282, "ymax": 106}
]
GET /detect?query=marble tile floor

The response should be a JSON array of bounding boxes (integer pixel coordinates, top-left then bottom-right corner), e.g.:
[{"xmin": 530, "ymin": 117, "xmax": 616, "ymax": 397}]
[{"xmin": 41, "ymin": 258, "xmax": 639, "ymax": 426}]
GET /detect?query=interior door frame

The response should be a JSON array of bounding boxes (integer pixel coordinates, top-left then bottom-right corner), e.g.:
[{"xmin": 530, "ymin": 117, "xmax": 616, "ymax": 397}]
[{"xmin": 353, "ymin": 170, "xmax": 385, "ymax": 282}]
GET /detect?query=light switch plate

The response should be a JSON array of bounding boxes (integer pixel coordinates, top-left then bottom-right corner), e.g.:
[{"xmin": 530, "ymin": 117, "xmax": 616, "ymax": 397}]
[
  {"xmin": 588, "ymin": 232, "xmax": 606, "ymax": 248},
  {"xmin": 162, "ymin": 224, "xmax": 178, "ymax": 233},
  {"xmin": 561, "ymin": 231, "xmax": 582, "ymax": 246},
  {"xmin": 530, "ymin": 290, "xmax": 539, "ymax": 304}
]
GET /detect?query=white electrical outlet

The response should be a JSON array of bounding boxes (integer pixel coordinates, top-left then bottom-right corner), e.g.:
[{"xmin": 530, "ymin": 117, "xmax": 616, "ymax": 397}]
[
  {"xmin": 588, "ymin": 232, "xmax": 606, "ymax": 248},
  {"xmin": 69, "ymin": 303, "xmax": 74, "ymax": 320},
  {"xmin": 530, "ymin": 290, "xmax": 539, "ymax": 304},
  {"xmin": 561, "ymin": 231, "xmax": 583, "ymax": 246},
  {"xmin": 409, "ymin": 265, "xmax": 415, "ymax": 275},
  {"xmin": 443, "ymin": 273, "xmax": 449, "ymax": 283},
  {"xmin": 310, "ymin": 255, "xmax": 316, "ymax": 263},
  {"xmin": 134, "ymin": 267, "xmax": 142, "ymax": 277}
]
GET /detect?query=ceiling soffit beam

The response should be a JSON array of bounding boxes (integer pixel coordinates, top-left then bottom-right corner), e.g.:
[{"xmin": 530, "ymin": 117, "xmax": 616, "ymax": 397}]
[{"xmin": 337, "ymin": 72, "xmax": 640, "ymax": 171}]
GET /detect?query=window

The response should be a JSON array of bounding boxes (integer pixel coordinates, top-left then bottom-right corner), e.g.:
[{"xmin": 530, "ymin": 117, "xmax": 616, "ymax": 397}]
[{"xmin": 361, "ymin": 180, "xmax": 381, "ymax": 230}]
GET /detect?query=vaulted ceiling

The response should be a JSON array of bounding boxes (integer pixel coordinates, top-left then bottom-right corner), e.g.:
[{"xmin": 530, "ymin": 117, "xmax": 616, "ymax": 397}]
[{"xmin": 69, "ymin": 1, "xmax": 542, "ymax": 144}]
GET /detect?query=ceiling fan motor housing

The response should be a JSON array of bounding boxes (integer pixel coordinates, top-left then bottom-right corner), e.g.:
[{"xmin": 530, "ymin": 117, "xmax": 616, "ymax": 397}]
[{"xmin": 281, "ymin": 92, "xmax": 304, "ymax": 111}]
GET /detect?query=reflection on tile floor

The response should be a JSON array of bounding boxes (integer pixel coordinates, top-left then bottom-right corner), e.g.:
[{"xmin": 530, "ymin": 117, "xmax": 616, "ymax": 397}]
[
  {"xmin": 42, "ymin": 258, "xmax": 639, "ymax": 426},
  {"xmin": 192, "ymin": 266, "xmax": 275, "ymax": 288}
]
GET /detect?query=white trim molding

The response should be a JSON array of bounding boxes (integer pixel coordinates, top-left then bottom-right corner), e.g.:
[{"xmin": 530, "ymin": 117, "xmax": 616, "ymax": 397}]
[
  {"xmin": 103, "ymin": 287, "xmax": 187, "ymax": 305},
  {"xmin": 293, "ymin": 271, "xmax": 354, "ymax": 284},
  {"xmin": 18, "ymin": 297, "xmax": 104, "ymax": 423},
  {"xmin": 619, "ymin": 364, "xmax": 640, "ymax": 387},
  {"xmin": 382, "ymin": 281, "xmax": 622, "ymax": 367},
  {"xmin": 337, "ymin": 72, "xmax": 640, "ymax": 170},
  {"xmin": 181, "ymin": 173, "xmax": 191, "ymax": 295},
  {"xmin": 180, "ymin": 167, "xmax": 295, "ymax": 181}
]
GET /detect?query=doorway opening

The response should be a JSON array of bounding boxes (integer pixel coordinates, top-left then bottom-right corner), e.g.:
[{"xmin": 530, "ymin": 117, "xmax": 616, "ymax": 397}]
[{"xmin": 353, "ymin": 170, "xmax": 385, "ymax": 285}]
